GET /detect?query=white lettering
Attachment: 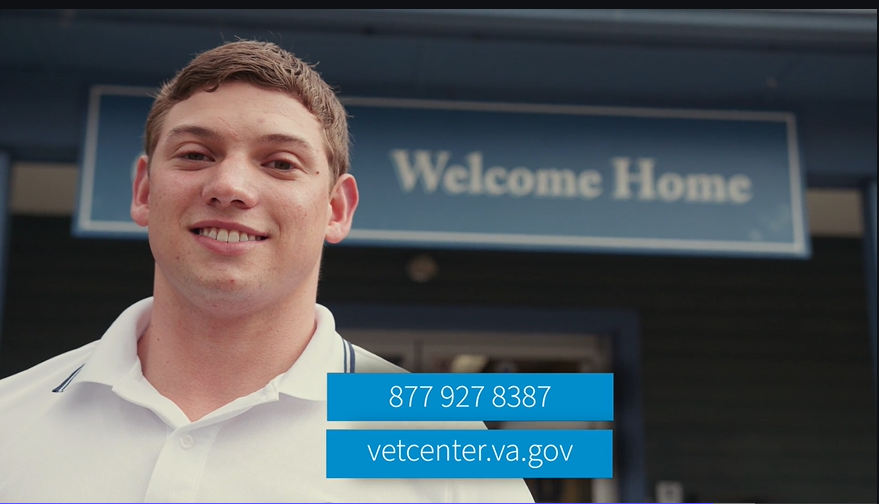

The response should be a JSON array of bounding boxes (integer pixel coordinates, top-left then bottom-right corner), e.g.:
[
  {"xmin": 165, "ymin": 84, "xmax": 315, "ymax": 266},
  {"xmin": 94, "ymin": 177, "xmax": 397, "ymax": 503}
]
[
  {"xmin": 406, "ymin": 444, "xmax": 419, "ymax": 462},
  {"xmin": 462, "ymin": 444, "xmax": 476, "ymax": 462},
  {"xmin": 436, "ymin": 443, "xmax": 449, "ymax": 461},
  {"xmin": 656, "ymin": 172, "xmax": 685, "ymax": 202},
  {"xmin": 613, "ymin": 157, "xmax": 656, "ymax": 201},
  {"xmin": 485, "ymin": 166, "xmax": 507, "ymax": 196},
  {"xmin": 388, "ymin": 149, "xmax": 753, "ymax": 206},
  {"xmin": 728, "ymin": 175, "xmax": 753, "ymax": 203},
  {"xmin": 505, "ymin": 444, "xmax": 519, "ymax": 462},
  {"xmin": 367, "ymin": 444, "xmax": 380, "ymax": 461},
  {"xmin": 686, "ymin": 174, "xmax": 727, "ymax": 203},
  {"xmin": 491, "ymin": 444, "xmax": 505, "ymax": 461},
  {"xmin": 442, "ymin": 164, "xmax": 469, "ymax": 195},
  {"xmin": 420, "ymin": 444, "xmax": 434, "ymax": 462},
  {"xmin": 390, "ymin": 149, "xmax": 450, "ymax": 193},
  {"xmin": 560, "ymin": 444, "xmax": 573, "ymax": 461},
  {"xmin": 577, "ymin": 170, "xmax": 602, "ymax": 199},
  {"xmin": 508, "ymin": 168, "xmax": 534, "ymax": 196},
  {"xmin": 536, "ymin": 169, "xmax": 577, "ymax": 198},
  {"xmin": 543, "ymin": 444, "xmax": 558, "ymax": 462},
  {"xmin": 466, "ymin": 152, "xmax": 483, "ymax": 194},
  {"xmin": 381, "ymin": 444, "xmax": 395, "ymax": 462}
]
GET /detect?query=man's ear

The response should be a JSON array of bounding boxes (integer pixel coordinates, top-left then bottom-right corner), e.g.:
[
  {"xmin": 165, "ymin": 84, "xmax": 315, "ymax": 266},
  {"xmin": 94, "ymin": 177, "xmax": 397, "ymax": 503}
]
[
  {"xmin": 325, "ymin": 174, "xmax": 359, "ymax": 244},
  {"xmin": 130, "ymin": 155, "xmax": 150, "ymax": 227}
]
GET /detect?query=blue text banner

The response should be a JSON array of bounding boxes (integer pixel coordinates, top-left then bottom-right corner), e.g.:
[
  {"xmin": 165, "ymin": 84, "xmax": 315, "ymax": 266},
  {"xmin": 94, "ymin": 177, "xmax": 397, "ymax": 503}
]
[
  {"xmin": 326, "ymin": 429, "xmax": 613, "ymax": 479},
  {"xmin": 327, "ymin": 373, "xmax": 613, "ymax": 422}
]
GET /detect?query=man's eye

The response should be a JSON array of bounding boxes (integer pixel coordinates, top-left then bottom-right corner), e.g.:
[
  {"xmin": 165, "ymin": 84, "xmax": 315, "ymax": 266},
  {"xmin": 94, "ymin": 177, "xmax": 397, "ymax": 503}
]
[
  {"xmin": 268, "ymin": 160, "xmax": 295, "ymax": 171},
  {"xmin": 183, "ymin": 152, "xmax": 208, "ymax": 161}
]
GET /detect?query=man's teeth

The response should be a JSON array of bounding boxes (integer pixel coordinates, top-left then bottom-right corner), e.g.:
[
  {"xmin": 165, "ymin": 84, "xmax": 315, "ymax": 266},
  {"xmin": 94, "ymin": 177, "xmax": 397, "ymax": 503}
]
[{"xmin": 198, "ymin": 227, "xmax": 259, "ymax": 243}]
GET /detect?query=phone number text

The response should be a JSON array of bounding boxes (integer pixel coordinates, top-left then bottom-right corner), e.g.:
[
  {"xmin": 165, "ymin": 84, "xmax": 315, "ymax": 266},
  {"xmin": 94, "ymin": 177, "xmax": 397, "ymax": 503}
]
[{"xmin": 389, "ymin": 385, "xmax": 551, "ymax": 409}]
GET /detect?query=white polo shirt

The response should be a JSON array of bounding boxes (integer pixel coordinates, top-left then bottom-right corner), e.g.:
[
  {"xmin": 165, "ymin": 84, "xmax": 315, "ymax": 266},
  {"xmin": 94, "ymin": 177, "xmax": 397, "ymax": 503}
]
[{"xmin": 0, "ymin": 298, "xmax": 533, "ymax": 502}]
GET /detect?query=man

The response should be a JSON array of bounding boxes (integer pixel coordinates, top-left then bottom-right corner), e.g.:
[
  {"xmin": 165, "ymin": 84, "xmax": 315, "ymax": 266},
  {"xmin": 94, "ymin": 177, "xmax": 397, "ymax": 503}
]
[{"xmin": 0, "ymin": 41, "xmax": 533, "ymax": 502}]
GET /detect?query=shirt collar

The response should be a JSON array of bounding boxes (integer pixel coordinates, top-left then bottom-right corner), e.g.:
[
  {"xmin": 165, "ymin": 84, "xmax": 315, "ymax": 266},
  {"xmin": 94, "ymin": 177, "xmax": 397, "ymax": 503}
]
[
  {"xmin": 71, "ymin": 297, "xmax": 152, "ymax": 389},
  {"xmin": 68, "ymin": 297, "xmax": 345, "ymax": 402},
  {"xmin": 274, "ymin": 304, "xmax": 345, "ymax": 401}
]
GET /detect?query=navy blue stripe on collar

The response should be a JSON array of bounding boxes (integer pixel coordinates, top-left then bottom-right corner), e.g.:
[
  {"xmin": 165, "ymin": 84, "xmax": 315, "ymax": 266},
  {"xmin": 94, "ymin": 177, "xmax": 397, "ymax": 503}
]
[
  {"xmin": 341, "ymin": 336, "xmax": 349, "ymax": 373},
  {"xmin": 52, "ymin": 364, "xmax": 85, "ymax": 393},
  {"xmin": 345, "ymin": 340, "xmax": 356, "ymax": 374},
  {"xmin": 339, "ymin": 336, "xmax": 356, "ymax": 374}
]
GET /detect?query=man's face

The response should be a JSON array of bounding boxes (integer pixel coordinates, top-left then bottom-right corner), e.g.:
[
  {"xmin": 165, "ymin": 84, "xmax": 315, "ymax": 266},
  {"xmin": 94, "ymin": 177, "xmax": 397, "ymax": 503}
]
[{"xmin": 130, "ymin": 82, "xmax": 357, "ymax": 311}]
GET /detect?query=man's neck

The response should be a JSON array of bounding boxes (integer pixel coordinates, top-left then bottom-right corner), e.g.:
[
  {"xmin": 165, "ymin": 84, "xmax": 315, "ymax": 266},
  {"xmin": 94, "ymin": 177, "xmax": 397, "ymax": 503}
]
[{"xmin": 137, "ymin": 281, "xmax": 316, "ymax": 422}]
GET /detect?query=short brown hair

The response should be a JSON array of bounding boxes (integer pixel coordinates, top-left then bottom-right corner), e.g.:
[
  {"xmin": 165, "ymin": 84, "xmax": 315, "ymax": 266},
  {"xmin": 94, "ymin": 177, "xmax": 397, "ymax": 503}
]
[{"xmin": 144, "ymin": 40, "xmax": 349, "ymax": 182}]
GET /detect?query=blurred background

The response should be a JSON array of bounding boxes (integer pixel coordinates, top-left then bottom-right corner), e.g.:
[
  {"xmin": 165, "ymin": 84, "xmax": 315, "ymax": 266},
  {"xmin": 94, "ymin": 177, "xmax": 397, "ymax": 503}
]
[{"xmin": 0, "ymin": 9, "xmax": 875, "ymax": 503}]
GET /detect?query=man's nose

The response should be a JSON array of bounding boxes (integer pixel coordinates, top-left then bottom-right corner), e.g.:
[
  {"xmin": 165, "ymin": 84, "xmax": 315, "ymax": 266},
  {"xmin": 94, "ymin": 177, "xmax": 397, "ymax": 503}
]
[{"xmin": 202, "ymin": 157, "xmax": 259, "ymax": 209}]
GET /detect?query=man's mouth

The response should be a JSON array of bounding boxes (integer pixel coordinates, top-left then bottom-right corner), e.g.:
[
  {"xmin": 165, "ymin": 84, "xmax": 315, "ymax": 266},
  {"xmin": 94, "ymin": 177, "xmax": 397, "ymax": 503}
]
[{"xmin": 194, "ymin": 227, "xmax": 268, "ymax": 243}]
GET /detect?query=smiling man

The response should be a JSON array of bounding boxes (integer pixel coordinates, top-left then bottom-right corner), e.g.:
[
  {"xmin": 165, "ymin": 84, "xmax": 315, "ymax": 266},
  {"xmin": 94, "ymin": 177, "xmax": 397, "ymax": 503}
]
[{"xmin": 0, "ymin": 41, "xmax": 533, "ymax": 502}]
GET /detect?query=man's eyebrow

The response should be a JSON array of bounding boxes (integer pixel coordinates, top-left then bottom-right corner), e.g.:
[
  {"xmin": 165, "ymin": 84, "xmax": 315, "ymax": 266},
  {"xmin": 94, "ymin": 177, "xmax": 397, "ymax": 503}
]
[
  {"xmin": 164, "ymin": 125, "xmax": 223, "ymax": 143},
  {"xmin": 257, "ymin": 133, "xmax": 318, "ymax": 155},
  {"xmin": 163, "ymin": 127, "xmax": 317, "ymax": 154}
]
